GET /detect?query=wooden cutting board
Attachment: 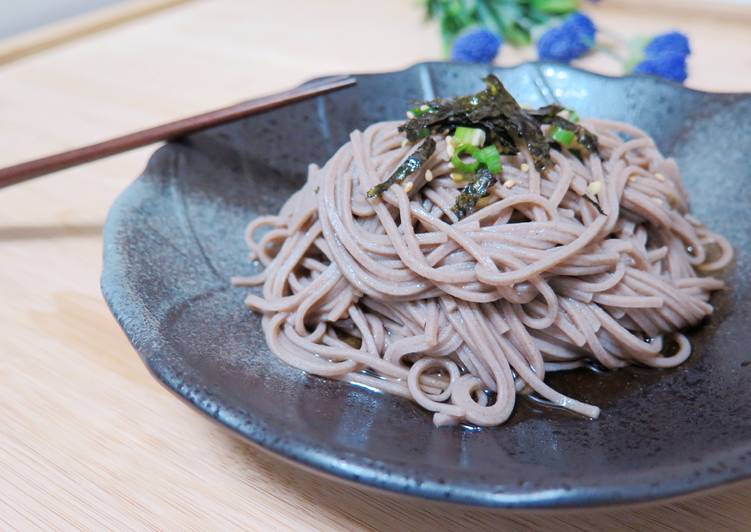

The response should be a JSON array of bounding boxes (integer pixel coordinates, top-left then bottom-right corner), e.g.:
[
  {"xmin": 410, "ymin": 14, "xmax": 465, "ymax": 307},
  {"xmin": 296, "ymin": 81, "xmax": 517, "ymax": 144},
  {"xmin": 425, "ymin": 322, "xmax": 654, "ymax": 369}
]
[{"xmin": 1, "ymin": 1, "xmax": 750, "ymax": 529}]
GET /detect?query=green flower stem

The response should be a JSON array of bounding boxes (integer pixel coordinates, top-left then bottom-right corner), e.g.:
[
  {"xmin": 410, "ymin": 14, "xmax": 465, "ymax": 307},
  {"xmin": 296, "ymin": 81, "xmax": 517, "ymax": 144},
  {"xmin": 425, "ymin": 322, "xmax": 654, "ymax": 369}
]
[
  {"xmin": 592, "ymin": 42, "xmax": 625, "ymax": 64},
  {"xmin": 623, "ymin": 36, "xmax": 651, "ymax": 73}
]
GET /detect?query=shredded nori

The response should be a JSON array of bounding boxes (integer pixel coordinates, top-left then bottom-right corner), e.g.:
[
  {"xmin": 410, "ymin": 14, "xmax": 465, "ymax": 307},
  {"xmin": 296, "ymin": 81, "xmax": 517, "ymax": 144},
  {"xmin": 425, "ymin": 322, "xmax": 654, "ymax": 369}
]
[
  {"xmin": 367, "ymin": 137, "xmax": 436, "ymax": 198},
  {"xmin": 528, "ymin": 104, "xmax": 599, "ymax": 156},
  {"xmin": 452, "ymin": 167, "xmax": 498, "ymax": 219},
  {"xmin": 583, "ymin": 193, "xmax": 605, "ymax": 215},
  {"xmin": 399, "ymin": 75, "xmax": 599, "ymax": 171}
]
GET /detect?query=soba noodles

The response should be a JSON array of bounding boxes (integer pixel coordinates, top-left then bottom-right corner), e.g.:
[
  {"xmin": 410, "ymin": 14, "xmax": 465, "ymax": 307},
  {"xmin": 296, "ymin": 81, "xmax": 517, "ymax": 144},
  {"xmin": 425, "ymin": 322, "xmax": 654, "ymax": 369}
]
[{"xmin": 234, "ymin": 81, "xmax": 731, "ymax": 427}]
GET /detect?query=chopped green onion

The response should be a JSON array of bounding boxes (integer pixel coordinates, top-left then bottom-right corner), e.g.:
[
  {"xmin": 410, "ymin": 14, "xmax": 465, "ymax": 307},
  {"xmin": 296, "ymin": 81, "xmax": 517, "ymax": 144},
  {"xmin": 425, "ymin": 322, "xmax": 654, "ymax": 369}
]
[
  {"xmin": 474, "ymin": 145, "xmax": 502, "ymax": 174},
  {"xmin": 453, "ymin": 127, "xmax": 486, "ymax": 147},
  {"xmin": 451, "ymin": 143, "xmax": 502, "ymax": 176},
  {"xmin": 451, "ymin": 143, "xmax": 480, "ymax": 174},
  {"xmin": 550, "ymin": 126, "xmax": 577, "ymax": 148},
  {"xmin": 410, "ymin": 104, "xmax": 433, "ymax": 118}
]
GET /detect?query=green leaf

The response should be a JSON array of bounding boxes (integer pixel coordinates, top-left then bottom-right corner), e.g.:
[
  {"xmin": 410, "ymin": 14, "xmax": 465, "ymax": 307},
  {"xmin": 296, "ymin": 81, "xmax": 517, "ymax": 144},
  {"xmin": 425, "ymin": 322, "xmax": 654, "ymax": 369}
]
[
  {"xmin": 525, "ymin": 7, "xmax": 552, "ymax": 25},
  {"xmin": 426, "ymin": 0, "xmax": 481, "ymax": 53},
  {"xmin": 496, "ymin": 3, "xmax": 533, "ymax": 45},
  {"xmin": 504, "ymin": 23, "xmax": 532, "ymax": 46},
  {"xmin": 440, "ymin": 15, "xmax": 463, "ymax": 44},
  {"xmin": 429, "ymin": 0, "xmax": 560, "ymax": 49},
  {"xmin": 531, "ymin": 0, "xmax": 579, "ymax": 15},
  {"xmin": 623, "ymin": 35, "xmax": 651, "ymax": 73},
  {"xmin": 424, "ymin": 0, "xmax": 438, "ymax": 19},
  {"xmin": 475, "ymin": 1, "xmax": 500, "ymax": 31}
]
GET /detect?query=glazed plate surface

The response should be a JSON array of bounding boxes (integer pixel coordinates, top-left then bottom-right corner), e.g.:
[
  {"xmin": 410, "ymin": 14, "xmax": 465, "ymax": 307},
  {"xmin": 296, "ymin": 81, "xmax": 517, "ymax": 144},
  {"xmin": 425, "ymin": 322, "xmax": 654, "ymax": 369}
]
[{"xmin": 102, "ymin": 62, "xmax": 751, "ymax": 508}]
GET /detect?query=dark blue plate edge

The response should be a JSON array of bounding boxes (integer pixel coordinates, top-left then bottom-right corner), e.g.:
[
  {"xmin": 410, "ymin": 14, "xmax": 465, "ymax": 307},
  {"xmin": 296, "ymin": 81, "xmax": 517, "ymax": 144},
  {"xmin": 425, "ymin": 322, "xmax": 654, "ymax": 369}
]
[{"xmin": 101, "ymin": 61, "xmax": 751, "ymax": 510}]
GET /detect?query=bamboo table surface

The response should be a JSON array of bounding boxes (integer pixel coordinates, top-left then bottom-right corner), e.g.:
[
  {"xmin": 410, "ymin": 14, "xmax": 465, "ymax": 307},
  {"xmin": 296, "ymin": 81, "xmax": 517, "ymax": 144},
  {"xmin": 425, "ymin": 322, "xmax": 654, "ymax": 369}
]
[{"xmin": 2, "ymin": 1, "xmax": 751, "ymax": 529}]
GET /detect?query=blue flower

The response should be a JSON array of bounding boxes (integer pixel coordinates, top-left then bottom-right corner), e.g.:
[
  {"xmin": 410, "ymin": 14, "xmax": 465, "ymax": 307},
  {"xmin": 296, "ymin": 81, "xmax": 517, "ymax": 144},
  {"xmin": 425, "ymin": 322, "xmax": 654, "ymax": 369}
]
[
  {"xmin": 451, "ymin": 28, "xmax": 503, "ymax": 64},
  {"xmin": 634, "ymin": 53, "xmax": 688, "ymax": 83},
  {"xmin": 537, "ymin": 12, "xmax": 597, "ymax": 63},
  {"xmin": 634, "ymin": 31, "xmax": 691, "ymax": 83},
  {"xmin": 567, "ymin": 12, "xmax": 597, "ymax": 41},
  {"xmin": 645, "ymin": 31, "xmax": 690, "ymax": 57}
]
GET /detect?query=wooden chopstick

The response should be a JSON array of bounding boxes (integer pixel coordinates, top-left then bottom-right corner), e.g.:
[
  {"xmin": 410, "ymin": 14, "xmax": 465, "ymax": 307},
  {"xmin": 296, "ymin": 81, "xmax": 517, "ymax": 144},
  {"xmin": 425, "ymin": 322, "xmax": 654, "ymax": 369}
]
[{"xmin": 0, "ymin": 75, "xmax": 356, "ymax": 190}]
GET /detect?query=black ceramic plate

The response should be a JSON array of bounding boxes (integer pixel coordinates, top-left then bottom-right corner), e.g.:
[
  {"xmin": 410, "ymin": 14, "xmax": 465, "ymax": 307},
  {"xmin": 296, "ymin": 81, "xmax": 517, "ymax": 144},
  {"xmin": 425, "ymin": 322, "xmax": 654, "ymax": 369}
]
[{"xmin": 102, "ymin": 62, "xmax": 751, "ymax": 509}]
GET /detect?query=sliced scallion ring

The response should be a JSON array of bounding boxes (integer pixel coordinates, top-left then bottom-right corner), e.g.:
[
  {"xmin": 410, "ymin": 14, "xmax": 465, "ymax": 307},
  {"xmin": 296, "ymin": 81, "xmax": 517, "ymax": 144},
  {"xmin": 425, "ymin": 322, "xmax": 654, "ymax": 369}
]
[
  {"xmin": 550, "ymin": 126, "xmax": 577, "ymax": 148},
  {"xmin": 453, "ymin": 126, "xmax": 486, "ymax": 147},
  {"xmin": 451, "ymin": 143, "xmax": 480, "ymax": 174}
]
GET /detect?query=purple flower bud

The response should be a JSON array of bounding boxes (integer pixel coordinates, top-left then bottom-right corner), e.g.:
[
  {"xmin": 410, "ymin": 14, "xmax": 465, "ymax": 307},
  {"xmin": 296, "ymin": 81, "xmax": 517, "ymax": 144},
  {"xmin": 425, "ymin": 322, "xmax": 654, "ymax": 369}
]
[{"xmin": 451, "ymin": 28, "xmax": 503, "ymax": 64}]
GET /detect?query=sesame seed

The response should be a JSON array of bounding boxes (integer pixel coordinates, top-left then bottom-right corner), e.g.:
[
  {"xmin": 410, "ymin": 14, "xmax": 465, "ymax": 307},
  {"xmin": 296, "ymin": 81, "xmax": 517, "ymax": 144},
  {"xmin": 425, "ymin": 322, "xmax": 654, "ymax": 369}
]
[
  {"xmin": 653, "ymin": 197, "xmax": 663, "ymax": 205},
  {"xmin": 425, "ymin": 169, "xmax": 433, "ymax": 182},
  {"xmin": 520, "ymin": 163, "xmax": 530, "ymax": 172},
  {"xmin": 504, "ymin": 179, "xmax": 516, "ymax": 189},
  {"xmin": 447, "ymin": 161, "xmax": 454, "ymax": 169},
  {"xmin": 401, "ymin": 139, "xmax": 409, "ymax": 148},
  {"xmin": 451, "ymin": 172, "xmax": 465, "ymax": 182},
  {"xmin": 587, "ymin": 180, "xmax": 603, "ymax": 195},
  {"xmin": 446, "ymin": 143, "xmax": 454, "ymax": 157},
  {"xmin": 655, "ymin": 172, "xmax": 666, "ymax": 181},
  {"xmin": 420, "ymin": 104, "xmax": 429, "ymax": 111},
  {"xmin": 406, "ymin": 111, "xmax": 415, "ymax": 119},
  {"xmin": 404, "ymin": 182, "xmax": 414, "ymax": 193},
  {"xmin": 628, "ymin": 176, "xmax": 638, "ymax": 183}
]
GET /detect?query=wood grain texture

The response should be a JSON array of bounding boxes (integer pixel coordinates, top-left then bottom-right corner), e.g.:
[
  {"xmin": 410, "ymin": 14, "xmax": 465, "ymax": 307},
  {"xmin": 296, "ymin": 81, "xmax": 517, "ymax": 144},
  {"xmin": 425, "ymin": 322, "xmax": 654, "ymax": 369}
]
[
  {"xmin": 0, "ymin": 0, "xmax": 192, "ymax": 66},
  {"xmin": 1, "ymin": 1, "xmax": 750, "ymax": 529}
]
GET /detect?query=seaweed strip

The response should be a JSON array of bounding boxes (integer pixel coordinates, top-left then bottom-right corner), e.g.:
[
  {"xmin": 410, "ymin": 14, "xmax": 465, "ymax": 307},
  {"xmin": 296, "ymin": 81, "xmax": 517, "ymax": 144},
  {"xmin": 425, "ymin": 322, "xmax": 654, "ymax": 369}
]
[
  {"xmin": 367, "ymin": 138, "xmax": 436, "ymax": 198},
  {"xmin": 452, "ymin": 167, "xmax": 498, "ymax": 219}
]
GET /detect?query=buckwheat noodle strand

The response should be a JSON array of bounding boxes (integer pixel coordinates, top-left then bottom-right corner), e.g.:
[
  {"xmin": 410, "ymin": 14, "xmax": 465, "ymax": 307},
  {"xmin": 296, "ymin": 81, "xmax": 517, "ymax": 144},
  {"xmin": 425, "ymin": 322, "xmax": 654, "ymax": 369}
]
[{"xmin": 234, "ymin": 117, "xmax": 730, "ymax": 427}]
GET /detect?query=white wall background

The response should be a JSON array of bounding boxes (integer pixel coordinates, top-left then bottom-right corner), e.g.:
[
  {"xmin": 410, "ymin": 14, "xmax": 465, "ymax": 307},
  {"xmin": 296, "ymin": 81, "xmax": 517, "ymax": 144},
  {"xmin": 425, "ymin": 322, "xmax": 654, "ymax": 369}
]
[{"xmin": 1, "ymin": 0, "xmax": 749, "ymax": 41}]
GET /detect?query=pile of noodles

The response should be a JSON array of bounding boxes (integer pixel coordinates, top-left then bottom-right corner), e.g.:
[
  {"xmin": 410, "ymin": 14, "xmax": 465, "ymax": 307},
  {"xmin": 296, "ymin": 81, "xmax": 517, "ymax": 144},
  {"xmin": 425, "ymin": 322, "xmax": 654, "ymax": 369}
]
[{"xmin": 234, "ymin": 117, "xmax": 732, "ymax": 427}]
